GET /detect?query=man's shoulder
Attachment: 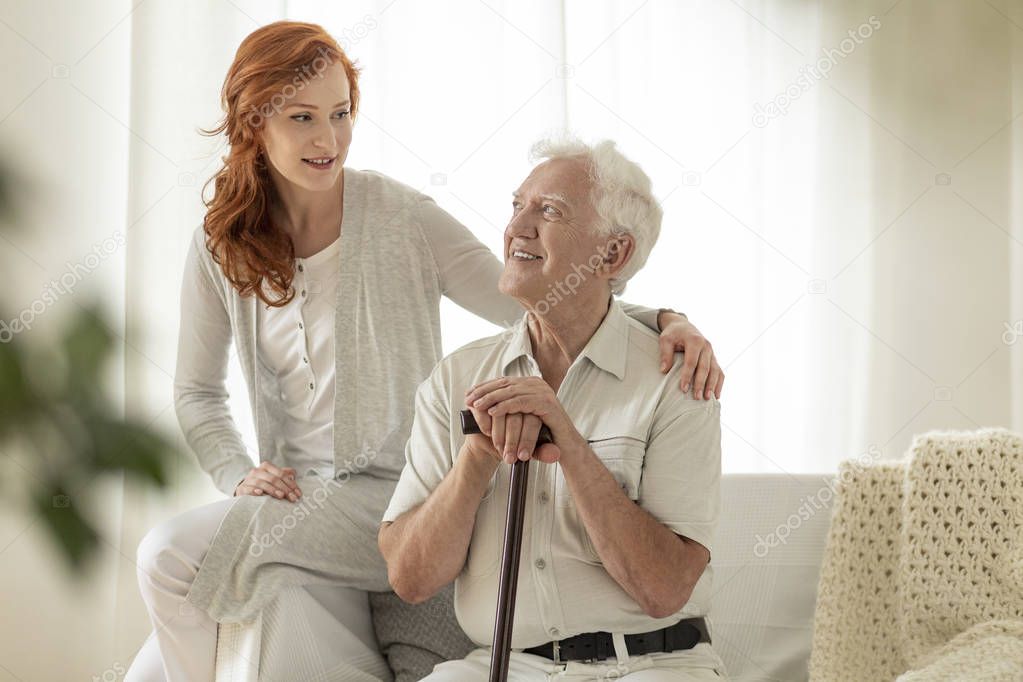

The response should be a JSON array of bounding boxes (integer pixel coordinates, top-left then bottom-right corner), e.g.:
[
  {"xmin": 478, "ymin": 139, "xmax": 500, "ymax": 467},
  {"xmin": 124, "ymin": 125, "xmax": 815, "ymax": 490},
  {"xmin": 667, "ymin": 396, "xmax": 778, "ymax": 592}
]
[{"xmin": 423, "ymin": 327, "xmax": 520, "ymax": 400}]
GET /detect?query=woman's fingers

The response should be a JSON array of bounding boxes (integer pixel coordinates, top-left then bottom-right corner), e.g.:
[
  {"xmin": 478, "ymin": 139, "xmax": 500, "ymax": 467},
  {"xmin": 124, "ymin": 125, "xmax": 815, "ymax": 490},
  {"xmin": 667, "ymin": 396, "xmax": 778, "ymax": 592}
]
[
  {"xmin": 260, "ymin": 462, "xmax": 301, "ymax": 495},
  {"xmin": 251, "ymin": 470, "xmax": 294, "ymax": 500},
  {"xmin": 692, "ymin": 346, "xmax": 713, "ymax": 400}
]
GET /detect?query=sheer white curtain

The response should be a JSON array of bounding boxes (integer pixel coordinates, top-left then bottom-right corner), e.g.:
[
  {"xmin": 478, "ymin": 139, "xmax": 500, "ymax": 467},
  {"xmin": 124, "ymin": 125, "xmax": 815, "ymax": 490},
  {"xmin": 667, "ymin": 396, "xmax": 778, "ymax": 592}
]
[{"xmin": 1, "ymin": 0, "xmax": 1021, "ymax": 678}]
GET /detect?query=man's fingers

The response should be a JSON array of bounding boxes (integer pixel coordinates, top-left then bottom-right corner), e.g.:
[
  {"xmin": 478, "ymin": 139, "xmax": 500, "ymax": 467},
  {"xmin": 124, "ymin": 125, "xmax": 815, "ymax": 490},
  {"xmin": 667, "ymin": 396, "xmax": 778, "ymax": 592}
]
[
  {"xmin": 469, "ymin": 404, "xmax": 493, "ymax": 436},
  {"xmin": 517, "ymin": 416, "xmax": 541, "ymax": 461},
  {"xmin": 503, "ymin": 413, "xmax": 523, "ymax": 463},
  {"xmin": 464, "ymin": 377, "xmax": 510, "ymax": 402},
  {"xmin": 534, "ymin": 442, "xmax": 561, "ymax": 463},
  {"xmin": 469, "ymin": 385, "xmax": 523, "ymax": 412},
  {"xmin": 491, "ymin": 413, "xmax": 506, "ymax": 461}
]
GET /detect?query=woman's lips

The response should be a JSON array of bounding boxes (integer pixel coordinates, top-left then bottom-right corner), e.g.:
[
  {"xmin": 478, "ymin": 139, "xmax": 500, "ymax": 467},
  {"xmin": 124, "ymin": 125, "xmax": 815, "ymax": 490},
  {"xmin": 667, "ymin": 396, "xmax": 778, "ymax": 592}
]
[{"xmin": 302, "ymin": 157, "xmax": 336, "ymax": 171}]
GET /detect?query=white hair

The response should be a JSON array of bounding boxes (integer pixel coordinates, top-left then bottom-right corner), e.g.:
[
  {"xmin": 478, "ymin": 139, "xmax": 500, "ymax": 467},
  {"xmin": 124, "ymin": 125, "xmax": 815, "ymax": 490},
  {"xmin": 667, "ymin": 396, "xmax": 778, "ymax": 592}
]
[{"xmin": 529, "ymin": 135, "xmax": 662, "ymax": 295}]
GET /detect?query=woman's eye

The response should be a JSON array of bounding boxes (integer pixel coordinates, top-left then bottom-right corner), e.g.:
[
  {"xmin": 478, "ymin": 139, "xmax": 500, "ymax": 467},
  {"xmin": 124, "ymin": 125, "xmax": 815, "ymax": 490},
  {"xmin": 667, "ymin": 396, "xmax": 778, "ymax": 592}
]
[
  {"xmin": 291, "ymin": 114, "xmax": 311, "ymax": 122},
  {"xmin": 334, "ymin": 110, "xmax": 351, "ymax": 119}
]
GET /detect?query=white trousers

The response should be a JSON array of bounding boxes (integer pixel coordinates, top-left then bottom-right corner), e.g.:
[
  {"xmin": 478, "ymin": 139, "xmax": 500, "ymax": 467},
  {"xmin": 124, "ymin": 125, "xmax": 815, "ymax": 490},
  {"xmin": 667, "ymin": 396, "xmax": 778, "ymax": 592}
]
[
  {"xmin": 125, "ymin": 498, "xmax": 236, "ymax": 682},
  {"xmin": 123, "ymin": 497, "xmax": 389, "ymax": 682},
  {"xmin": 423, "ymin": 644, "xmax": 728, "ymax": 681}
]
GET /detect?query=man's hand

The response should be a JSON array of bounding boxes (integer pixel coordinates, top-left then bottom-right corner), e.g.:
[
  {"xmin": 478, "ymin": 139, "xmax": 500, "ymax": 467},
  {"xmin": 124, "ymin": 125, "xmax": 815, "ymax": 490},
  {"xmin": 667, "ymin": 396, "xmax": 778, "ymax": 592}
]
[
  {"xmin": 465, "ymin": 377, "xmax": 582, "ymax": 463},
  {"xmin": 234, "ymin": 461, "xmax": 302, "ymax": 502},
  {"xmin": 657, "ymin": 316, "xmax": 724, "ymax": 399},
  {"xmin": 463, "ymin": 401, "xmax": 560, "ymax": 466}
]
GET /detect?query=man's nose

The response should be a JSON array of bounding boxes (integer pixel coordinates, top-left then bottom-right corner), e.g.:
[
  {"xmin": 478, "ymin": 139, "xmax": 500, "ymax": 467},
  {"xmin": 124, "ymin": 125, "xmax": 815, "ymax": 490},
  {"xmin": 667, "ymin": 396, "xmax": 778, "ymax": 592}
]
[{"xmin": 505, "ymin": 208, "xmax": 538, "ymax": 239}]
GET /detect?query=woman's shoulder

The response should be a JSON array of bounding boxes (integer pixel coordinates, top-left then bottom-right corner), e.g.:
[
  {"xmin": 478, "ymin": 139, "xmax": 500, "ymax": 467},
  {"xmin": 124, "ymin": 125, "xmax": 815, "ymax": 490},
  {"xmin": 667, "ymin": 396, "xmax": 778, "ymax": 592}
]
[{"xmin": 347, "ymin": 167, "xmax": 431, "ymax": 208}]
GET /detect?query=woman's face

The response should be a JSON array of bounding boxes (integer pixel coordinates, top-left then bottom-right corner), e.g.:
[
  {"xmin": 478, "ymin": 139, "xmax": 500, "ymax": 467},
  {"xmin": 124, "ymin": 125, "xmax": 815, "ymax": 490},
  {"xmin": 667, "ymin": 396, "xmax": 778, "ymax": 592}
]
[{"xmin": 260, "ymin": 62, "xmax": 353, "ymax": 191}]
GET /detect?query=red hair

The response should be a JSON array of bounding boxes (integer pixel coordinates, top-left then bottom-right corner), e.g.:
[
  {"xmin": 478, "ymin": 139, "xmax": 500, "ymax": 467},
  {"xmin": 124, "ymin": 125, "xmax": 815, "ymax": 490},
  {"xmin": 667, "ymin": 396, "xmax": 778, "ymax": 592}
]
[{"xmin": 200, "ymin": 21, "xmax": 360, "ymax": 306}]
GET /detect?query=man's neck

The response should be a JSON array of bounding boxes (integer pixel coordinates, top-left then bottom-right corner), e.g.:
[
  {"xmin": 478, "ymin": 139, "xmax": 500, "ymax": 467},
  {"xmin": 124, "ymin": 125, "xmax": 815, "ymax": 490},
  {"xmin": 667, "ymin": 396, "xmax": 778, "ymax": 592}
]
[{"xmin": 525, "ymin": 290, "xmax": 611, "ymax": 390}]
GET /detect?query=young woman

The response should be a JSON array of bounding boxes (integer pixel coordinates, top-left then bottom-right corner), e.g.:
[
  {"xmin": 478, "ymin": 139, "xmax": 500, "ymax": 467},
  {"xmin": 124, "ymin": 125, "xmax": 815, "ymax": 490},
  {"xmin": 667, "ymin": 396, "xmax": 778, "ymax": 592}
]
[{"xmin": 125, "ymin": 20, "xmax": 724, "ymax": 682}]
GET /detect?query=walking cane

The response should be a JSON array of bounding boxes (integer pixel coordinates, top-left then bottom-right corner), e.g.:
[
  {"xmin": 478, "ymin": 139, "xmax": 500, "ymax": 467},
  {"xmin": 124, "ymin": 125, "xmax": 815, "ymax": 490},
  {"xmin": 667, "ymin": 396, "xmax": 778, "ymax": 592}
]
[{"xmin": 460, "ymin": 409, "xmax": 554, "ymax": 682}]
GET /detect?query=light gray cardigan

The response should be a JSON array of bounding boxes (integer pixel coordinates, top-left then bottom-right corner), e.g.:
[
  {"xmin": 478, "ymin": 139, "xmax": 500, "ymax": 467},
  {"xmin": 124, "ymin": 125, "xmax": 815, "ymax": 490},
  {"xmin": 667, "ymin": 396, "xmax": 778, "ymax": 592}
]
[{"xmin": 174, "ymin": 168, "xmax": 663, "ymax": 496}]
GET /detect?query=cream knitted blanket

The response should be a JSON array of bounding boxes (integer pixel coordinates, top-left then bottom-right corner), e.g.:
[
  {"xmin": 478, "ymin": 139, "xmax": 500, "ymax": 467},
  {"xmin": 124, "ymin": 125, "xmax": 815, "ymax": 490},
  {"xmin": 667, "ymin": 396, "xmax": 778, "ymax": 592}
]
[{"xmin": 810, "ymin": 428, "xmax": 1023, "ymax": 681}]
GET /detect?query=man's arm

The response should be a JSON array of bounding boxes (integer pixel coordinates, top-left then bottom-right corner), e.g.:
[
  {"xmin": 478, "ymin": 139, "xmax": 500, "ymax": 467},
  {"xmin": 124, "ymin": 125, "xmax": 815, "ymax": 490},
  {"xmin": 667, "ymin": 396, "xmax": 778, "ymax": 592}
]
[
  {"xmin": 558, "ymin": 432, "xmax": 710, "ymax": 619},
  {"xmin": 379, "ymin": 439, "xmax": 500, "ymax": 604}
]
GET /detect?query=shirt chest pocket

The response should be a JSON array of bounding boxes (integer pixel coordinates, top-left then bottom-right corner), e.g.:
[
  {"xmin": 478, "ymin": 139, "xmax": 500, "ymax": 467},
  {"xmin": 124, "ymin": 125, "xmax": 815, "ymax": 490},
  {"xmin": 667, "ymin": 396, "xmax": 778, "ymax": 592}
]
[{"xmin": 555, "ymin": 435, "xmax": 645, "ymax": 508}]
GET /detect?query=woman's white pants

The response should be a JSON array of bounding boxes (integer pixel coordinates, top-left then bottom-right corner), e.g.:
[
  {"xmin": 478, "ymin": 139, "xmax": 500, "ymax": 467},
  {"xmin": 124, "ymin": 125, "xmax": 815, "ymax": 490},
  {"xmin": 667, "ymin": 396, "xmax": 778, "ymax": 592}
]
[{"xmin": 125, "ymin": 498, "xmax": 236, "ymax": 682}]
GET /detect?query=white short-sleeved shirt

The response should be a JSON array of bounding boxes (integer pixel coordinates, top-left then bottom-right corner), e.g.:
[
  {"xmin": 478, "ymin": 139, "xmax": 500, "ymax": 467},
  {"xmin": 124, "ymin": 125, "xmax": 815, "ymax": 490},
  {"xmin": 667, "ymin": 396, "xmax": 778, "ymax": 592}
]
[
  {"xmin": 382, "ymin": 299, "xmax": 722, "ymax": 648},
  {"xmin": 256, "ymin": 233, "xmax": 341, "ymax": 479}
]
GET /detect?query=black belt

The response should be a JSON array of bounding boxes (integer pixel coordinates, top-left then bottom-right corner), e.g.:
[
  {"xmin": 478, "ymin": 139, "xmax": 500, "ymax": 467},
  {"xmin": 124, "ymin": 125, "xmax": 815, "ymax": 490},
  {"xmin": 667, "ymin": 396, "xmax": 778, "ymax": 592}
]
[{"xmin": 522, "ymin": 617, "xmax": 711, "ymax": 664}]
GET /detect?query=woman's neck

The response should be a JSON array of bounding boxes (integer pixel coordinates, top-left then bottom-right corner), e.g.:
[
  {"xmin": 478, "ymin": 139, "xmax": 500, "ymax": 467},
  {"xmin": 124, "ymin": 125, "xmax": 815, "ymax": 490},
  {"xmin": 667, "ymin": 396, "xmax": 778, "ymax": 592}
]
[{"xmin": 270, "ymin": 170, "xmax": 345, "ymax": 257}]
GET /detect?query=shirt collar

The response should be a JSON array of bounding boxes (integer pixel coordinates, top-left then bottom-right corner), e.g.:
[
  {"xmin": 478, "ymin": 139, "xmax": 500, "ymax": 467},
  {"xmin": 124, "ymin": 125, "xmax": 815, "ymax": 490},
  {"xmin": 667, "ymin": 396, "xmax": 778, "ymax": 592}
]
[{"xmin": 498, "ymin": 297, "xmax": 630, "ymax": 381}]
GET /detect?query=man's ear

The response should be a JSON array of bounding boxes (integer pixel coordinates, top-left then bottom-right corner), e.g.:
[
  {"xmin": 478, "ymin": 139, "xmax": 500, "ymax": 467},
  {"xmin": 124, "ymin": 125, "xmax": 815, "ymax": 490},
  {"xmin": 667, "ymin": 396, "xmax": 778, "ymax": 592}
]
[{"xmin": 600, "ymin": 233, "xmax": 635, "ymax": 280}]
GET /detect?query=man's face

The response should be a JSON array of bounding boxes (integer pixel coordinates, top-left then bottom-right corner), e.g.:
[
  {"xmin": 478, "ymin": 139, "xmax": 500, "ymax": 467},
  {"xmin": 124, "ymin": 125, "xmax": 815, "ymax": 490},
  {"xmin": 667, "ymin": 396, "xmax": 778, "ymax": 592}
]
[
  {"xmin": 260, "ymin": 62, "xmax": 353, "ymax": 191},
  {"xmin": 499, "ymin": 158, "xmax": 614, "ymax": 304}
]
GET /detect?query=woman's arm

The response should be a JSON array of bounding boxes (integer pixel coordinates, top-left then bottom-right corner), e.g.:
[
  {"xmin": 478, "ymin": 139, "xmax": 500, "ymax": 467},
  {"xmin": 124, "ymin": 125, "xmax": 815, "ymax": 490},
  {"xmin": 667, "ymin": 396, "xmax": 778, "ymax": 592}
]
[
  {"xmin": 173, "ymin": 229, "xmax": 254, "ymax": 496},
  {"xmin": 415, "ymin": 196, "xmax": 724, "ymax": 397},
  {"xmin": 415, "ymin": 196, "xmax": 671, "ymax": 333}
]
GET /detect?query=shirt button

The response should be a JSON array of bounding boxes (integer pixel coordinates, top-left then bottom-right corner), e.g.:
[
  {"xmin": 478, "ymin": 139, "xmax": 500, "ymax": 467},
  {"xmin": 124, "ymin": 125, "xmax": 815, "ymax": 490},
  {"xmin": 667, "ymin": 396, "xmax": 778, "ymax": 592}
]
[
  {"xmin": 539, "ymin": 491, "xmax": 549, "ymax": 503},
  {"xmin": 309, "ymin": 382, "xmax": 314, "ymax": 390},
  {"xmin": 303, "ymin": 356, "xmax": 308, "ymax": 363},
  {"xmin": 535, "ymin": 558, "xmax": 545, "ymax": 570},
  {"xmin": 298, "ymin": 264, "xmax": 304, "ymax": 272},
  {"xmin": 298, "ymin": 322, "xmax": 303, "ymax": 330},
  {"xmin": 301, "ymin": 289, "xmax": 307, "ymax": 297}
]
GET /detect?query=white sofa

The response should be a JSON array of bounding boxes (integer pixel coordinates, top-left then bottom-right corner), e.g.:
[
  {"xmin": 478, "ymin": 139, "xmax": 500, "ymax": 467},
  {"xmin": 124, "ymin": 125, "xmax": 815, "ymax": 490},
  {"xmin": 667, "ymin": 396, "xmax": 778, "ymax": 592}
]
[{"xmin": 215, "ymin": 473, "xmax": 836, "ymax": 681}]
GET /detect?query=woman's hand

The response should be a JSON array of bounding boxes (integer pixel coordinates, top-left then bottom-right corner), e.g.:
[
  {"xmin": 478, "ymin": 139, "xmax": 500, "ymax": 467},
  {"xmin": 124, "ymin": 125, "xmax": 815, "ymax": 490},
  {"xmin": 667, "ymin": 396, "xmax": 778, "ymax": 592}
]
[
  {"xmin": 234, "ymin": 461, "xmax": 303, "ymax": 502},
  {"xmin": 466, "ymin": 377, "xmax": 579, "ymax": 462},
  {"xmin": 657, "ymin": 316, "xmax": 724, "ymax": 399}
]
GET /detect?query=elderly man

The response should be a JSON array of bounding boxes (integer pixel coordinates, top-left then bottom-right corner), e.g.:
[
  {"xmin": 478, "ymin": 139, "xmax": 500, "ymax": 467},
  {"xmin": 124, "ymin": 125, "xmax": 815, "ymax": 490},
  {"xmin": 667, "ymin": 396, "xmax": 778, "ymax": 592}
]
[{"xmin": 378, "ymin": 138, "xmax": 725, "ymax": 681}]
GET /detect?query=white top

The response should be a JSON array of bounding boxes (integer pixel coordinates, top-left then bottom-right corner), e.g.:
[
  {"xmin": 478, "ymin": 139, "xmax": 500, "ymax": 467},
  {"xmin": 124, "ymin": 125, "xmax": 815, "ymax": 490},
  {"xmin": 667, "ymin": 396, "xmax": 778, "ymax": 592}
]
[
  {"xmin": 256, "ymin": 233, "xmax": 342, "ymax": 479},
  {"xmin": 382, "ymin": 299, "xmax": 722, "ymax": 648}
]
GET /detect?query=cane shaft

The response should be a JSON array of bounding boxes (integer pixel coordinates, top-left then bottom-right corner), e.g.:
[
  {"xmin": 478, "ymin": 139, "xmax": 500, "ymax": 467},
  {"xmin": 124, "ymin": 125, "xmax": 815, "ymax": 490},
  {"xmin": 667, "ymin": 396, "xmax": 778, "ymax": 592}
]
[{"xmin": 490, "ymin": 458, "xmax": 530, "ymax": 682}]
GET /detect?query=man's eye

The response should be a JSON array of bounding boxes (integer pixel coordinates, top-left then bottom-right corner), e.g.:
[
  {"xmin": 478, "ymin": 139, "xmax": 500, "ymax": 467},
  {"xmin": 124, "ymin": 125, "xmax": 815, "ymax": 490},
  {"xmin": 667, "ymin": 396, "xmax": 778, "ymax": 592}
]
[
  {"xmin": 511, "ymin": 202, "xmax": 522, "ymax": 213},
  {"xmin": 543, "ymin": 205, "xmax": 560, "ymax": 216}
]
